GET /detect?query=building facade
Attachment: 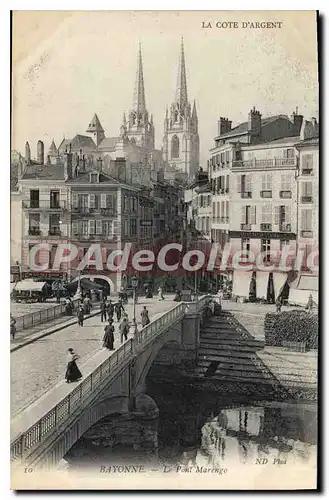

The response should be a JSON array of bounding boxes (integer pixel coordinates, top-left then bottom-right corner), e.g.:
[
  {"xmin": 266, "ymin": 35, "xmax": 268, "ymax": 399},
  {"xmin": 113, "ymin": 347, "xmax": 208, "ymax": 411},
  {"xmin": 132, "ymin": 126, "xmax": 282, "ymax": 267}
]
[{"xmin": 207, "ymin": 107, "xmax": 319, "ymax": 301}]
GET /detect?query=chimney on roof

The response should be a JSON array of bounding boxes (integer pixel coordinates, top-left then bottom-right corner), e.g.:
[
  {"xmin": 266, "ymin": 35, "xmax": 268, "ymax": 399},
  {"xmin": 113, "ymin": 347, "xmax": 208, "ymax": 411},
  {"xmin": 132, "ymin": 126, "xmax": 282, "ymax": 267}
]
[
  {"xmin": 97, "ymin": 157, "xmax": 103, "ymax": 171},
  {"xmin": 291, "ymin": 106, "xmax": 303, "ymax": 135},
  {"xmin": 64, "ymin": 148, "xmax": 73, "ymax": 181},
  {"xmin": 218, "ymin": 117, "xmax": 232, "ymax": 136},
  {"xmin": 248, "ymin": 106, "xmax": 262, "ymax": 142},
  {"xmin": 25, "ymin": 142, "xmax": 31, "ymax": 165},
  {"xmin": 37, "ymin": 140, "xmax": 44, "ymax": 164}
]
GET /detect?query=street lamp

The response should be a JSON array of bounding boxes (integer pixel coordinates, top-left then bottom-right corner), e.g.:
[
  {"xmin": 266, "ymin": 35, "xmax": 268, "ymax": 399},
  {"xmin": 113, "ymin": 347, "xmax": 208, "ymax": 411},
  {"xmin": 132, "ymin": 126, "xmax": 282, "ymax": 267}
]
[{"xmin": 131, "ymin": 276, "xmax": 138, "ymax": 330}]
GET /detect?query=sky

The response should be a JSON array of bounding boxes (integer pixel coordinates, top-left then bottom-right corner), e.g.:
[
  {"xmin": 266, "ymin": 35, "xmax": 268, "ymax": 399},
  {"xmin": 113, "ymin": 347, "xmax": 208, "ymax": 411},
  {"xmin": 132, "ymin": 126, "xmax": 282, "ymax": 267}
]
[{"xmin": 12, "ymin": 11, "xmax": 319, "ymax": 167}]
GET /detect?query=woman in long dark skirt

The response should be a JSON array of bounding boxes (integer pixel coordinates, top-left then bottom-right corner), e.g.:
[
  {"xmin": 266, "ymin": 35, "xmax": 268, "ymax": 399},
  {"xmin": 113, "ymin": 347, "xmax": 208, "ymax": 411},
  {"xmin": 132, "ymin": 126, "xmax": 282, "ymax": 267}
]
[
  {"xmin": 103, "ymin": 320, "xmax": 115, "ymax": 350},
  {"xmin": 65, "ymin": 348, "xmax": 82, "ymax": 383}
]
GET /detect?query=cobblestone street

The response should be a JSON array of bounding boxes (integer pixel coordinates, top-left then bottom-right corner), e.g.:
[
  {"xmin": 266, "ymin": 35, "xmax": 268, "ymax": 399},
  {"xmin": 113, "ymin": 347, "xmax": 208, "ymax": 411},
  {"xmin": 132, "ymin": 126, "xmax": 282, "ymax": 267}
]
[{"xmin": 11, "ymin": 296, "xmax": 176, "ymax": 417}]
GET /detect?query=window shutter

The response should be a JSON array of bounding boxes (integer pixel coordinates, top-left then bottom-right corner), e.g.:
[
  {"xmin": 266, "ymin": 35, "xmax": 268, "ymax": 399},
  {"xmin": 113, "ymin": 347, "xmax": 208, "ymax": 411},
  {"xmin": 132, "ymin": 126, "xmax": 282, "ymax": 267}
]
[
  {"xmin": 306, "ymin": 210, "xmax": 312, "ymax": 230},
  {"xmin": 250, "ymin": 206, "xmax": 256, "ymax": 225},
  {"xmin": 307, "ymin": 182, "xmax": 313, "ymax": 196},
  {"xmin": 100, "ymin": 193, "xmax": 106, "ymax": 208},
  {"xmin": 237, "ymin": 175, "xmax": 242, "ymax": 193},
  {"xmin": 273, "ymin": 206, "xmax": 280, "ymax": 225},
  {"xmin": 89, "ymin": 194, "xmax": 95, "ymax": 208},
  {"xmin": 72, "ymin": 221, "xmax": 78, "ymax": 235},
  {"xmin": 226, "ymin": 201, "xmax": 229, "ymax": 220},
  {"xmin": 88, "ymin": 220, "xmax": 95, "ymax": 235},
  {"xmin": 72, "ymin": 193, "xmax": 78, "ymax": 208},
  {"xmin": 240, "ymin": 206, "xmax": 246, "ymax": 223},
  {"xmin": 226, "ymin": 175, "xmax": 229, "ymax": 191},
  {"xmin": 112, "ymin": 220, "xmax": 118, "ymax": 235},
  {"xmin": 245, "ymin": 175, "xmax": 251, "ymax": 192},
  {"xmin": 285, "ymin": 205, "xmax": 292, "ymax": 224},
  {"xmin": 261, "ymin": 174, "xmax": 266, "ymax": 191},
  {"xmin": 286, "ymin": 174, "xmax": 292, "ymax": 190},
  {"xmin": 96, "ymin": 220, "xmax": 102, "ymax": 235},
  {"xmin": 102, "ymin": 248, "xmax": 107, "ymax": 264},
  {"xmin": 267, "ymin": 173, "xmax": 272, "ymax": 190}
]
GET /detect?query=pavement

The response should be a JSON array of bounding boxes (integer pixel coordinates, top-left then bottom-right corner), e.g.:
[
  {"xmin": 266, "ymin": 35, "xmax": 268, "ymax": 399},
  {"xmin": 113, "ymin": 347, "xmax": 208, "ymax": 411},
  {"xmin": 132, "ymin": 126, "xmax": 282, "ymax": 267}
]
[{"xmin": 11, "ymin": 295, "xmax": 176, "ymax": 417}]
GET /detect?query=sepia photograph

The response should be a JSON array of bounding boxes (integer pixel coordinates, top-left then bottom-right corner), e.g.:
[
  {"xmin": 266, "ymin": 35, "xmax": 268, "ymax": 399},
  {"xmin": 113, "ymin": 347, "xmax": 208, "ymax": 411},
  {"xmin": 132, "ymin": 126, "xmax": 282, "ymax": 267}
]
[{"xmin": 9, "ymin": 10, "xmax": 319, "ymax": 490}]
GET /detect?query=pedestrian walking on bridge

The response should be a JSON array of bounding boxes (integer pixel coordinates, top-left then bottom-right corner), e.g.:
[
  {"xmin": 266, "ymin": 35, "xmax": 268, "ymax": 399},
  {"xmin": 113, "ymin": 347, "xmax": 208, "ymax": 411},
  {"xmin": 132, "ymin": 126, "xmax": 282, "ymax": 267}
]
[
  {"xmin": 65, "ymin": 348, "xmax": 82, "ymax": 383},
  {"xmin": 77, "ymin": 305, "xmax": 84, "ymax": 326},
  {"xmin": 100, "ymin": 299, "xmax": 107, "ymax": 322},
  {"xmin": 10, "ymin": 314, "xmax": 16, "ymax": 340},
  {"xmin": 103, "ymin": 319, "xmax": 115, "ymax": 350},
  {"xmin": 115, "ymin": 300, "xmax": 125, "ymax": 322},
  {"xmin": 119, "ymin": 316, "xmax": 130, "ymax": 343},
  {"xmin": 141, "ymin": 306, "xmax": 150, "ymax": 327}
]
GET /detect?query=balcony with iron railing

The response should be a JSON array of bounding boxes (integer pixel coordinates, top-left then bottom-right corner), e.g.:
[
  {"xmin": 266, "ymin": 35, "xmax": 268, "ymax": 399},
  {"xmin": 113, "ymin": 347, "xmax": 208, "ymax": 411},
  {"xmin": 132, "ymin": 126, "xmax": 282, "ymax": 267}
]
[
  {"xmin": 301, "ymin": 168, "xmax": 313, "ymax": 176},
  {"xmin": 70, "ymin": 206, "xmax": 118, "ymax": 217},
  {"xmin": 233, "ymin": 157, "xmax": 297, "ymax": 169},
  {"xmin": 280, "ymin": 190, "xmax": 292, "ymax": 199},
  {"xmin": 260, "ymin": 190, "xmax": 272, "ymax": 198},
  {"xmin": 28, "ymin": 228, "xmax": 41, "ymax": 236},
  {"xmin": 241, "ymin": 191, "xmax": 252, "ymax": 198},
  {"xmin": 23, "ymin": 200, "xmax": 67, "ymax": 210},
  {"xmin": 72, "ymin": 232, "xmax": 118, "ymax": 241},
  {"xmin": 280, "ymin": 223, "xmax": 292, "ymax": 232},
  {"xmin": 300, "ymin": 230, "xmax": 313, "ymax": 238},
  {"xmin": 48, "ymin": 228, "xmax": 62, "ymax": 237},
  {"xmin": 260, "ymin": 223, "xmax": 272, "ymax": 231},
  {"xmin": 301, "ymin": 195, "xmax": 313, "ymax": 203},
  {"xmin": 240, "ymin": 223, "xmax": 252, "ymax": 230}
]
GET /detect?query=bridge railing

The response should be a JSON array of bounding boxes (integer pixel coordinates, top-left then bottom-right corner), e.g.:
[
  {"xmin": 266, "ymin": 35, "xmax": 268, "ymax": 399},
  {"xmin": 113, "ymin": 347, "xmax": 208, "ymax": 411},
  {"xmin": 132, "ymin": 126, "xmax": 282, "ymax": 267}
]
[
  {"xmin": 13, "ymin": 299, "xmax": 79, "ymax": 332},
  {"xmin": 133, "ymin": 302, "xmax": 186, "ymax": 350},
  {"xmin": 11, "ymin": 296, "xmax": 210, "ymax": 463},
  {"xmin": 11, "ymin": 340, "xmax": 133, "ymax": 461}
]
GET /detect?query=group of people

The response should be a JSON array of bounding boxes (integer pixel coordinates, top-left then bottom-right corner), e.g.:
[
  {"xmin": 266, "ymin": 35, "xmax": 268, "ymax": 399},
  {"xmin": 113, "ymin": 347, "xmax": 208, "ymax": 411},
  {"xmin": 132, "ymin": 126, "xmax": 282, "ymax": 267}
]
[{"xmin": 101, "ymin": 298, "xmax": 128, "ymax": 350}]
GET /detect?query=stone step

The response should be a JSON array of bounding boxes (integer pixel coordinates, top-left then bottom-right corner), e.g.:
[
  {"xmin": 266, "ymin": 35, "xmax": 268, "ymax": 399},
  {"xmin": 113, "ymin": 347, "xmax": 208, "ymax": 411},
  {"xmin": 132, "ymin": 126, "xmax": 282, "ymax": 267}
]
[
  {"xmin": 197, "ymin": 349, "xmax": 259, "ymax": 360},
  {"xmin": 193, "ymin": 367, "xmax": 274, "ymax": 385},
  {"xmin": 196, "ymin": 358, "xmax": 265, "ymax": 372},
  {"xmin": 200, "ymin": 333, "xmax": 265, "ymax": 347},
  {"xmin": 199, "ymin": 343, "xmax": 263, "ymax": 354}
]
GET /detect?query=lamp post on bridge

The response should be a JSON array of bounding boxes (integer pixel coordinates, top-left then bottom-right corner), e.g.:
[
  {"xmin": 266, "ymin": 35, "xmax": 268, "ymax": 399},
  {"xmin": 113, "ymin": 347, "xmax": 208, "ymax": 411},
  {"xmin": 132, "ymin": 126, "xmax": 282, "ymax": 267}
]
[{"xmin": 131, "ymin": 276, "xmax": 138, "ymax": 333}]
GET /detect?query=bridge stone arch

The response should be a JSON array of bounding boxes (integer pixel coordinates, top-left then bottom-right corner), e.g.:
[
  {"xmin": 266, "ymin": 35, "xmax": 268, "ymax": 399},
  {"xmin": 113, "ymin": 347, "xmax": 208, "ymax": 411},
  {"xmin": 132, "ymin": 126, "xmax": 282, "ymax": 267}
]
[
  {"xmin": 71, "ymin": 275, "xmax": 115, "ymax": 294},
  {"xmin": 133, "ymin": 323, "xmax": 183, "ymax": 394}
]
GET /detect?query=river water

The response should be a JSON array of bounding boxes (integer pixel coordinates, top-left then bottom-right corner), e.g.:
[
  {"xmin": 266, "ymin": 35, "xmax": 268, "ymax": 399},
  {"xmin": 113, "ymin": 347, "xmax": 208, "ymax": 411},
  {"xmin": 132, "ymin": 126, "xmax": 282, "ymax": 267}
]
[{"xmin": 64, "ymin": 381, "xmax": 317, "ymax": 472}]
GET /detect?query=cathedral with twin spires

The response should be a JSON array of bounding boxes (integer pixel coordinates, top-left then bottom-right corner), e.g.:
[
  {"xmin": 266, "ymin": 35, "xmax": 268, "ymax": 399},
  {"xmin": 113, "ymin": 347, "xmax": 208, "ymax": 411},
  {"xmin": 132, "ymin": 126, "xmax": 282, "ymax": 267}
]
[{"xmin": 23, "ymin": 39, "xmax": 199, "ymax": 182}]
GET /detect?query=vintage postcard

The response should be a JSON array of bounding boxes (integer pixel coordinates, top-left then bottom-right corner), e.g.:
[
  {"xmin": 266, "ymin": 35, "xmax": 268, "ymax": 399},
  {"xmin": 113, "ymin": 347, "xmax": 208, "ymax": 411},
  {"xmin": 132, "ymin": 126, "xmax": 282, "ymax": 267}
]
[{"xmin": 10, "ymin": 10, "xmax": 319, "ymax": 490}]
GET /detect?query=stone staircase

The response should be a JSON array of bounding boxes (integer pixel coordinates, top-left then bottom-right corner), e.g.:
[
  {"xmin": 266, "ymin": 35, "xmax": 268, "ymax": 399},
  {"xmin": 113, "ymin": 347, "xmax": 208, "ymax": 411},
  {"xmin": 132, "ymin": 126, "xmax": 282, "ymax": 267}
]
[{"xmin": 195, "ymin": 311, "xmax": 275, "ymax": 386}]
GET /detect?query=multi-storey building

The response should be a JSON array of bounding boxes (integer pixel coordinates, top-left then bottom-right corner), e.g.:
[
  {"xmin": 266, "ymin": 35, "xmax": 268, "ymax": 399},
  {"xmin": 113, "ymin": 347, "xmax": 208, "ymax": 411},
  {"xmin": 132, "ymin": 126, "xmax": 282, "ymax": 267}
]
[
  {"xmin": 208, "ymin": 107, "xmax": 318, "ymax": 301},
  {"xmin": 185, "ymin": 169, "xmax": 211, "ymax": 240},
  {"xmin": 17, "ymin": 144, "xmax": 185, "ymax": 292},
  {"xmin": 295, "ymin": 119, "xmax": 319, "ymax": 269}
]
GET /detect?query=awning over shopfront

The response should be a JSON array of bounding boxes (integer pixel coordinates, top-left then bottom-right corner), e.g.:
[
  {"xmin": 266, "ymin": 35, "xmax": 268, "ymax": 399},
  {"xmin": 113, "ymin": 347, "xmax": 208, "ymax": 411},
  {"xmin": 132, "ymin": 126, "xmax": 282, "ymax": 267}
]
[
  {"xmin": 289, "ymin": 274, "xmax": 318, "ymax": 306},
  {"xmin": 273, "ymin": 272, "xmax": 288, "ymax": 300},
  {"xmin": 256, "ymin": 271, "xmax": 269, "ymax": 300},
  {"xmin": 232, "ymin": 270, "xmax": 252, "ymax": 297}
]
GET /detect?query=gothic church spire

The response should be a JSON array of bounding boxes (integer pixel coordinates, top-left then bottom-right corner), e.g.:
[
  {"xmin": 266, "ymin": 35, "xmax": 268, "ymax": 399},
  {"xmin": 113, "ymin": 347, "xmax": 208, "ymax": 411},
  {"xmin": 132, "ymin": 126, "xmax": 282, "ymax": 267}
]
[
  {"xmin": 175, "ymin": 37, "xmax": 188, "ymax": 111},
  {"xmin": 132, "ymin": 42, "xmax": 146, "ymax": 114}
]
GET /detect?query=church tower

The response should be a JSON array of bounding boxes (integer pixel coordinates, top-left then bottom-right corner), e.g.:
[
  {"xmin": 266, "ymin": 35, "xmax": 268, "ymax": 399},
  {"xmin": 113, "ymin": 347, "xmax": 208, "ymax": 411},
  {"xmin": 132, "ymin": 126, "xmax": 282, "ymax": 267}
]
[
  {"xmin": 127, "ymin": 43, "xmax": 155, "ymax": 149},
  {"xmin": 86, "ymin": 113, "xmax": 105, "ymax": 147},
  {"xmin": 163, "ymin": 38, "xmax": 200, "ymax": 179}
]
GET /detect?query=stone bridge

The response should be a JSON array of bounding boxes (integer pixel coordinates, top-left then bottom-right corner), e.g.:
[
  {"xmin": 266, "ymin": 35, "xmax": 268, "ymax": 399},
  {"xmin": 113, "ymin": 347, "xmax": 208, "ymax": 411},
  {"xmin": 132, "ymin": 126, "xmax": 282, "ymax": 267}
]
[{"xmin": 11, "ymin": 296, "xmax": 211, "ymax": 470}]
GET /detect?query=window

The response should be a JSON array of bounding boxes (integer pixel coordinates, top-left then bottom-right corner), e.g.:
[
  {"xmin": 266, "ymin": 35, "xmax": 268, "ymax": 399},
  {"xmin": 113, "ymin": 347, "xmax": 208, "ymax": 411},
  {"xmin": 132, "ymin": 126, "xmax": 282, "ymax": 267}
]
[
  {"xmin": 225, "ymin": 150, "xmax": 230, "ymax": 163},
  {"xmin": 284, "ymin": 148, "xmax": 295, "ymax": 159},
  {"xmin": 28, "ymin": 214, "xmax": 40, "ymax": 235},
  {"xmin": 226, "ymin": 201, "xmax": 229, "ymax": 222},
  {"xmin": 49, "ymin": 214, "xmax": 61, "ymax": 235},
  {"xmin": 241, "ymin": 238, "xmax": 250, "ymax": 252},
  {"xmin": 88, "ymin": 220, "xmax": 96, "ymax": 235},
  {"xmin": 302, "ymin": 154, "xmax": 313, "ymax": 172},
  {"xmin": 261, "ymin": 204, "xmax": 272, "ymax": 223},
  {"xmin": 301, "ymin": 209, "xmax": 313, "ymax": 231},
  {"xmin": 261, "ymin": 173, "xmax": 272, "ymax": 191},
  {"xmin": 241, "ymin": 205, "xmax": 256, "ymax": 225},
  {"xmin": 50, "ymin": 190, "xmax": 60, "ymax": 208},
  {"xmin": 274, "ymin": 205, "xmax": 292, "ymax": 230},
  {"xmin": 237, "ymin": 174, "xmax": 252, "ymax": 195},
  {"xmin": 102, "ymin": 221, "xmax": 112, "ymax": 236},
  {"xmin": 171, "ymin": 135, "xmax": 180, "ymax": 158},
  {"xmin": 280, "ymin": 240, "xmax": 290, "ymax": 250},
  {"xmin": 226, "ymin": 175, "xmax": 230, "ymax": 192},
  {"xmin": 281, "ymin": 173, "xmax": 292, "ymax": 191},
  {"xmin": 301, "ymin": 181, "xmax": 313, "ymax": 200},
  {"xmin": 261, "ymin": 239, "xmax": 271, "ymax": 263},
  {"xmin": 78, "ymin": 194, "xmax": 89, "ymax": 208},
  {"xmin": 30, "ymin": 189, "xmax": 39, "ymax": 208},
  {"xmin": 90, "ymin": 173, "xmax": 99, "ymax": 183},
  {"xmin": 81, "ymin": 221, "xmax": 88, "ymax": 236}
]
